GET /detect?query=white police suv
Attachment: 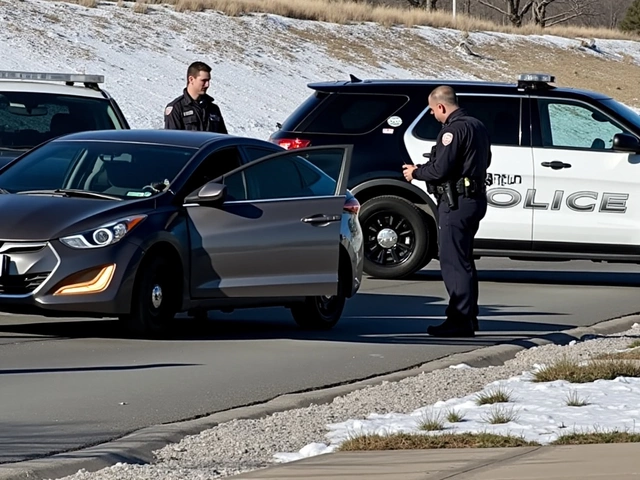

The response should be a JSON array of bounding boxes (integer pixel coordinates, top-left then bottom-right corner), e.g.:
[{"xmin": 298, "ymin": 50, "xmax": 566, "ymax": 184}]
[
  {"xmin": 270, "ymin": 73, "xmax": 640, "ymax": 279},
  {"xmin": 0, "ymin": 70, "xmax": 130, "ymax": 167}
]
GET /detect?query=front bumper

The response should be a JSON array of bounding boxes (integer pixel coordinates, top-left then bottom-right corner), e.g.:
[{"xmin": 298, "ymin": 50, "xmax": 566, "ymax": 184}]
[{"xmin": 0, "ymin": 238, "xmax": 143, "ymax": 316}]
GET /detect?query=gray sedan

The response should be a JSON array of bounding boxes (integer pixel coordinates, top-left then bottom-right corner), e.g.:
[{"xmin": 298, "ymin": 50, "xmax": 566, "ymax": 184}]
[{"xmin": 0, "ymin": 130, "xmax": 363, "ymax": 336}]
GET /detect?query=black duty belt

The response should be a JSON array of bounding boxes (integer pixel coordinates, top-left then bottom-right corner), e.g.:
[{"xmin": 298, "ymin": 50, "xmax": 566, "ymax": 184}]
[{"xmin": 431, "ymin": 177, "xmax": 485, "ymax": 197}]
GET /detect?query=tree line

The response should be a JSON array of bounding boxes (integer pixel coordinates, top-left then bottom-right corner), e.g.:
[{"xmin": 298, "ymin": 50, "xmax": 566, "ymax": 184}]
[{"xmin": 374, "ymin": 0, "xmax": 640, "ymax": 32}]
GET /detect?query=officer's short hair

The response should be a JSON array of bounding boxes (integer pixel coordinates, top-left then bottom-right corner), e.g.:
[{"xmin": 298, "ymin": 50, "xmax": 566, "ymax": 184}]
[
  {"xmin": 187, "ymin": 61, "xmax": 212, "ymax": 82},
  {"xmin": 430, "ymin": 86, "xmax": 458, "ymax": 107}
]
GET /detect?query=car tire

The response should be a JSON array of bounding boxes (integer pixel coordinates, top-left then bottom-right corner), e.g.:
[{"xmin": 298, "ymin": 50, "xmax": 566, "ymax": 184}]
[
  {"xmin": 359, "ymin": 195, "xmax": 432, "ymax": 279},
  {"xmin": 120, "ymin": 255, "xmax": 179, "ymax": 337},
  {"xmin": 291, "ymin": 293, "xmax": 346, "ymax": 330}
]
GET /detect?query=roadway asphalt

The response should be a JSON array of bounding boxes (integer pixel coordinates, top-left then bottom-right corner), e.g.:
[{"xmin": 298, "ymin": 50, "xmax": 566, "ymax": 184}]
[{"xmin": 1, "ymin": 258, "xmax": 639, "ymax": 464}]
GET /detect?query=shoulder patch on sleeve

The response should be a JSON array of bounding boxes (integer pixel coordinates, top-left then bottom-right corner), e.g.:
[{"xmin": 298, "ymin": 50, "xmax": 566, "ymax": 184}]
[
  {"xmin": 164, "ymin": 106, "xmax": 173, "ymax": 116},
  {"xmin": 442, "ymin": 132, "xmax": 453, "ymax": 146}
]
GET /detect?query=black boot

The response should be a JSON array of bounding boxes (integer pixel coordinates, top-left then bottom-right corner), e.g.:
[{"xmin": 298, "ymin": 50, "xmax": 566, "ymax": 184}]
[
  {"xmin": 427, "ymin": 319, "xmax": 475, "ymax": 338},
  {"xmin": 473, "ymin": 318, "xmax": 479, "ymax": 331}
]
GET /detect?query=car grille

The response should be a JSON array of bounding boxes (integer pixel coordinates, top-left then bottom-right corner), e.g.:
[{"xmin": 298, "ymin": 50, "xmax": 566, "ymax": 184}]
[
  {"xmin": 0, "ymin": 242, "xmax": 47, "ymax": 255},
  {"xmin": 0, "ymin": 273, "xmax": 50, "ymax": 295}
]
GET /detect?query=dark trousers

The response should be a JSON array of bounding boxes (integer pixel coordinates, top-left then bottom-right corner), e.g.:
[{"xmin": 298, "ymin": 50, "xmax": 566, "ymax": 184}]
[{"xmin": 437, "ymin": 195, "xmax": 487, "ymax": 328}]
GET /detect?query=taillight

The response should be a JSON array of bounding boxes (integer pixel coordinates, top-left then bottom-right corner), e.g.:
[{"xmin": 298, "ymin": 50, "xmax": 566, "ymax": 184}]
[
  {"xmin": 275, "ymin": 138, "xmax": 311, "ymax": 150},
  {"xmin": 343, "ymin": 196, "xmax": 360, "ymax": 214}
]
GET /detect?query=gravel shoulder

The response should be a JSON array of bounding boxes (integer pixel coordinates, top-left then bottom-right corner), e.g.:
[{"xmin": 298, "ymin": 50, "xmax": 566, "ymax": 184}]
[{"xmin": 51, "ymin": 323, "xmax": 640, "ymax": 480}]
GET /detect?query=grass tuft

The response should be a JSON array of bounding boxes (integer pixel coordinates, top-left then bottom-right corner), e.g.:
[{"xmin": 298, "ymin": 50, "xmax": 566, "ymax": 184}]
[
  {"xmin": 565, "ymin": 390, "xmax": 590, "ymax": 407},
  {"xmin": 418, "ymin": 410, "xmax": 445, "ymax": 432},
  {"xmin": 628, "ymin": 340, "xmax": 640, "ymax": 349},
  {"xmin": 482, "ymin": 405, "xmax": 519, "ymax": 424},
  {"xmin": 552, "ymin": 430, "xmax": 640, "ymax": 445},
  {"xmin": 475, "ymin": 386, "xmax": 513, "ymax": 406},
  {"xmin": 338, "ymin": 432, "xmax": 540, "ymax": 451},
  {"xmin": 533, "ymin": 357, "xmax": 640, "ymax": 383},
  {"xmin": 445, "ymin": 408, "xmax": 466, "ymax": 423}
]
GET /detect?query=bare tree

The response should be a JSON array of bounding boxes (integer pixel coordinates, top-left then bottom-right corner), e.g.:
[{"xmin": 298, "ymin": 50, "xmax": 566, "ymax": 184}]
[
  {"xmin": 406, "ymin": 0, "xmax": 439, "ymax": 10},
  {"xmin": 477, "ymin": 0, "xmax": 535, "ymax": 26},
  {"xmin": 533, "ymin": 0, "xmax": 597, "ymax": 27}
]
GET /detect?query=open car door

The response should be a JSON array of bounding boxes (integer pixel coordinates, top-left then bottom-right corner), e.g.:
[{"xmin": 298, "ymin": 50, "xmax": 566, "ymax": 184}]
[{"xmin": 185, "ymin": 145, "xmax": 353, "ymax": 299}]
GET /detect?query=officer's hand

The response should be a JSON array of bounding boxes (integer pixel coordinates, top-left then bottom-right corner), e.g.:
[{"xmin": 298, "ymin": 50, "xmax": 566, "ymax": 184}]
[{"xmin": 402, "ymin": 164, "xmax": 417, "ymax": 182}]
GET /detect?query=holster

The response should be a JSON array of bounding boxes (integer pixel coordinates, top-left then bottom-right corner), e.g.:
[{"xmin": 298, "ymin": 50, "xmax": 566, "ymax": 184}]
[{"xmin": 432, "ymin": 177, "xmax": 485, "ymax": 209}]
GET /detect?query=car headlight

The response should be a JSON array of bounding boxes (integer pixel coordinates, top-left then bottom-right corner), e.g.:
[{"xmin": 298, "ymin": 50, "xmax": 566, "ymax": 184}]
[{"xmin": 60, "ymin": 215, "xmax": 147, "ymax": 249}]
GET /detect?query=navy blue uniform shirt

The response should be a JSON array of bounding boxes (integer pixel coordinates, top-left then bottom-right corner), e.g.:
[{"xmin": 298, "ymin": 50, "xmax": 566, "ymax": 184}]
[
  {"xmin": 164, "ymin": 89, "xmax": 228, "ymax": 134},
  {"xmin": 412, "ymin": 108, "xmax": 491, "ymax": 184}
]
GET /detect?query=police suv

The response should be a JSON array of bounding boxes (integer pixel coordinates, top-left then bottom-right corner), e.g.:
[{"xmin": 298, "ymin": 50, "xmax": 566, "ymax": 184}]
[
  {"xmin": 270, "ymin": 74, "xmax": 640, "ymax": 280},
  {"xmin": 0, "ymin": 70, "xmax": 129, "ymax": 167}
]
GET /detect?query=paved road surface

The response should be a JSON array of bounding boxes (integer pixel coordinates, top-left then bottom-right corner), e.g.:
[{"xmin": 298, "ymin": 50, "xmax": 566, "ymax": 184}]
[{"xmin": 1, "ymin": 258, "xmax": 639, "ymax": 464}]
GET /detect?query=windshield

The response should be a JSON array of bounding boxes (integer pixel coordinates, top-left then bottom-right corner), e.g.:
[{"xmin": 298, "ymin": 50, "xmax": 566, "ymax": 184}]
[
  {"xmin": 0, "ymin": 92, "xmax": 123, "ymax": 151},
  {"xmin": 0, "ymin": 140, "xmax": 197, "ymax": 199}
]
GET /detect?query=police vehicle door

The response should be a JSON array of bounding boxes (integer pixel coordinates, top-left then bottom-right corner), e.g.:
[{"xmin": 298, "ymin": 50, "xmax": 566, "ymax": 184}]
[
  {"xmin": 405, "ymin": 94, "xmax": 534, "ymax": 244},
  {"xmin": 530, "ymin": 98, "xmax": 640, "ymax": 250}
]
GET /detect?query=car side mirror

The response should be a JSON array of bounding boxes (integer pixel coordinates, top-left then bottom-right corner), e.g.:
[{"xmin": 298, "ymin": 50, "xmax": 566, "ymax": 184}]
[
  {"xmin": 185, "ymin": 181, "xmax": 226, "ymax": 206},
  {"xmin": 612, "ymin": 133, "xmax": 640, "ymax": 154}
]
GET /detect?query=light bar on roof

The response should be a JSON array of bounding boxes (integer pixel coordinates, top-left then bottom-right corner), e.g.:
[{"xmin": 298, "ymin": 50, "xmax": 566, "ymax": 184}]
[
  {"xmin": 0, "ymin": 71, "xmax": 104, "ymax": 84},
  {"xmin": 518, "ymin": 73, "xmax": 555, "ymax": 83}
]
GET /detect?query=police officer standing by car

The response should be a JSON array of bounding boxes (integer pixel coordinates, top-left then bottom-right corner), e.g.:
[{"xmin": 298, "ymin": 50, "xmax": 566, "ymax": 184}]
[
  {"xmin": 403, "ymin": 85, "xmax": 491, "ymax": 338},
  {"xmin": 164, "ymin": 61, "xmax": 228, "ymax": 133}
]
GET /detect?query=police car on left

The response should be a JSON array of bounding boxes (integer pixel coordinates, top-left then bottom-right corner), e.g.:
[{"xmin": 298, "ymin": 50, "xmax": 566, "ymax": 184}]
[{"xmin": 0, "ymin": 70, "xmax": 130, "ymax": 167}]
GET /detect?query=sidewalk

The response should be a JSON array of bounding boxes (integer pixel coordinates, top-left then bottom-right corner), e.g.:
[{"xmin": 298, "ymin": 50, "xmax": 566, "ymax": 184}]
[{"xmin": 232, "ymin": 443, "xmax": 640, "ymax": 479}]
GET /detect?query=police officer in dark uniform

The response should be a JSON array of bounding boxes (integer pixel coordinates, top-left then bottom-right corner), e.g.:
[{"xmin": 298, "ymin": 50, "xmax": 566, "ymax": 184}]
[
  {"xmin": 164, "ymin": 61, "xmax": 228, "ymax": 134},
  {"xmin": 403, "ymin": 85, "xmax": 491, "ymax": 338}
]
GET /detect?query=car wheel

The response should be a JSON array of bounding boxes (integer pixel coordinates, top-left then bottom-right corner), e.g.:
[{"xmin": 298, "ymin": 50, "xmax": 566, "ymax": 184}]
[
  {"xmin": 291, "ymin": 293, "xmax": 346, "ymax": 330},
  {"xmin": 120, "ymin": 256, "xmax": 179, "ymax": 337},
  {"xmin": 360, "ymin": 195, "xmax": 432, "ymax": 279}
]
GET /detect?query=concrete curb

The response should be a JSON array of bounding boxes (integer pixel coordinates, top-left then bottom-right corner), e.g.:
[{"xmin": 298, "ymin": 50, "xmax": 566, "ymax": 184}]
[{"xmin": 2, "ymin": 313, "xmax": 638, "ymax": 480}]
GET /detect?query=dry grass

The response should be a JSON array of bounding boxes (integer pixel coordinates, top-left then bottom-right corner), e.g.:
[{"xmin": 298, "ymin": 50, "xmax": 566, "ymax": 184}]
[
  {"xmin": 533, "ymin": 357, "xmax": 640, "ymax": 383},
  {"xmin": 445, "ymin": 409, "xmax": 465, "ymax": 423},
  {"xmin": 133, "ymin": 1, "xmax": 148, "ymax": 13},
  {"xmin": 418, "ymin": 410, "xmax": 445, "ymax": 432},
  {"xmin": 565, "ymin": 390, "xmax": 590, "ymax": 407},
  {"xmin": 338, "ymin": 432, "xmax": 539, "ymax": 451},
  {"xmin": 475, "ymin": 387, "xmax": 513, "ymax": 406},
  {"xmin": 628, "ymin": 340, "xmax": 640, "ymax": 349},
  {"xmin": 482, "ymin": 405, "xmax": 520, "ymax": 424},
  {"xmin": 595, "ymin": 350, "xmax": 640, "ymax": 361},
  {"xmin": 54, "ymin": 0, "xmax": 640, "ymax": 41},
  {"xmin": 551, "ymin": 431, "xmax": 640, "ymax": 445}
]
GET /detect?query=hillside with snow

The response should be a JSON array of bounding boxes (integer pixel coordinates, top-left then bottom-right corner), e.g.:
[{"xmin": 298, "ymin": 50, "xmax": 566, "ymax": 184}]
[{"xmin": 2, "ymin": 0, "xmax": 640, "ymax": 138}]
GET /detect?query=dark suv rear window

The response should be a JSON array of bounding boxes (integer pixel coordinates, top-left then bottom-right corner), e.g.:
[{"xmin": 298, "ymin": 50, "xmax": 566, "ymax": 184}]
[
  {"xmin": 279, "ymin": 91, "xmax": 328, "ymax": 132},
  {"xmin": 412, "ymin": 95, "xmax": 522, "ymax": 146},
  {"xmin": 0, "ymin": 92, "xmax": 121, "ymax": 150},
  {"xmin": 300, "ymin": 92, "xmax": 408, "ymax": 135}
]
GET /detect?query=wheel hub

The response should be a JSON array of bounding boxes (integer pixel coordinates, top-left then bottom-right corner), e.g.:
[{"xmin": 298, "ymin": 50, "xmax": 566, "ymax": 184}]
[
  {"xmin": 376, "ymin": 228, "xmax": 398, "ymax": 249},
  {"xmin": 151, "ymin": 284, "xmax": 163, "ymax": 309}
]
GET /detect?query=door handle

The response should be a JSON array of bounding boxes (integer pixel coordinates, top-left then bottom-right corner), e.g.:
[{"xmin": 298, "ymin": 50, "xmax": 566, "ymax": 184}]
[
  {"xmin": 541, "ymin": 161, "xmax": 571, "ymax": 170},
  {"xmin": 301, "ymin": 214, "xmax": 340, "ymax": 224}
]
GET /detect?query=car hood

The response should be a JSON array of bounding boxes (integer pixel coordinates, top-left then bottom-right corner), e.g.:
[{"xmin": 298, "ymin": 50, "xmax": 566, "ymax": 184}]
[{"xmin": 0, "ymin": 194, "xmax": 151, "ymax": 241}]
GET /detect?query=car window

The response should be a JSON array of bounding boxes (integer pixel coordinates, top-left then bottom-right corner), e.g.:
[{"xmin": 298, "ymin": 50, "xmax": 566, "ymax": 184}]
[
  {"xmin": 181, "ymin": 147, "xmax": 242, "ymax": 197},
  {"xmin": 302, "ymin": 93, "xmax": 408, "ymax": 134},
  {"xmin": 222, "ymin": 150, "xmax": 342, "ymax": 201},
  {"xmin": 412, "ymin": 95, "xmax": 522, "ymax": 147},
  {"xmin": 0, "ymin": 140, "xmax": 196, "ymax": 198},
  {"xmin": 242, "ymin": 146, "xmax": 282, "ymax": 162},
  {"xmin": 537, "ymin": 99, "xmax": 628, "ymax": 150},
  {"xmin": 0, "ymin": 92, "xmax": 121, "ymax": 150}
]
